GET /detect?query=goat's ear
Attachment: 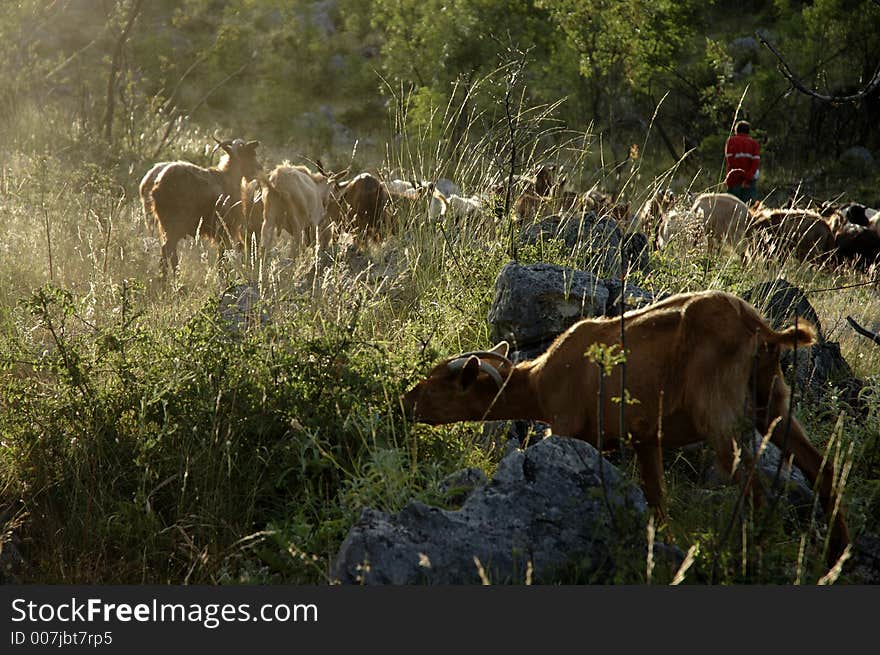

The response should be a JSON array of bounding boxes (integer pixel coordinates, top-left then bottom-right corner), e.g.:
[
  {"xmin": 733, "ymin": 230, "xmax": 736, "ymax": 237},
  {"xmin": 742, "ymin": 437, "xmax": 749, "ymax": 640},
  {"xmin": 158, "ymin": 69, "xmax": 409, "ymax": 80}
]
[
  {"xmin": 245, "ymin": 140, "xmax": 260, "ymax": 150},
  {"xmin": 488, "ymin": 341, "xmax": 510, "ymax": 357},
  {"xmin": 459, "ymin": 356, "xmax": 481, "ymax": 390}
]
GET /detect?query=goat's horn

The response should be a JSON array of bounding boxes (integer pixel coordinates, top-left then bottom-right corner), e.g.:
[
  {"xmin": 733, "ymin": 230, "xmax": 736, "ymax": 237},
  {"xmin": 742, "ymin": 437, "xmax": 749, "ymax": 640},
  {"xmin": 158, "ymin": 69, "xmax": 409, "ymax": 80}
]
[
  {"xmin": 478, "ymin": 361, "xmax": 504, "ymax": 387},
  {"xmin": 488, "ymin": 341, "xmax": 510, "ymax": 357},
  {"xmin": 846, "ymin": 315, "xmax": 880, "ymax": 346},
  {"xmin": 446, "ymin": 356, "xmax": 473, "ymax": 376},
  {"xmin": 447, "ymin": 357, "xmax": 504, "ymax": 388},
  {"xmin": 454, "ymin": 350, "xmax": 513, "ymax": 369},
  {"xmin": 211, "ymin": 132, "xmax": 234, "ymax": 155}
]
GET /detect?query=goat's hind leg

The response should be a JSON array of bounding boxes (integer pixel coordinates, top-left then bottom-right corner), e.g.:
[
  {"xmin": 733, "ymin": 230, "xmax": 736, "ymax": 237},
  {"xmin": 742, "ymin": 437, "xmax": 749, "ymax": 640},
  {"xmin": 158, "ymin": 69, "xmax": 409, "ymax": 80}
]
[{"xmin": 760, "ymin": 391, "xmax": 850, "ymax": 564}]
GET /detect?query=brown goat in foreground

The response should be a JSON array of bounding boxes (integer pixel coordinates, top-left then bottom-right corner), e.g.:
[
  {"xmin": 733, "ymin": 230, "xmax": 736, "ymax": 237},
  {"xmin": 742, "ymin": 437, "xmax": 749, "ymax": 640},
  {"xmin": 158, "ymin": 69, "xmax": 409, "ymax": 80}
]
[
  {"xmin": 149, "ymin": 138, "xmax": 262, "ymax": 275},
  {"xmin": 403, "ymin": 290, "xmax": 849, "ymax": 564}
]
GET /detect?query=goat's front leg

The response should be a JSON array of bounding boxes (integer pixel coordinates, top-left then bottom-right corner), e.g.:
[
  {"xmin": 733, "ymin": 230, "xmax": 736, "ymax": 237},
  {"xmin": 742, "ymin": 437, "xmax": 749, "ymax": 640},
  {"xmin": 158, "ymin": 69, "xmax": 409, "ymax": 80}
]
[
  {"xmin": 713, "ymin": 432, "xmax": 759, "ymax": 499},
  {"xmin": 633, "ymin": 439, "xmax": 666, "ymax": 518},
  {"xmin": 260, "ymin": 219, "xmax": 275, "ymax": 256}
]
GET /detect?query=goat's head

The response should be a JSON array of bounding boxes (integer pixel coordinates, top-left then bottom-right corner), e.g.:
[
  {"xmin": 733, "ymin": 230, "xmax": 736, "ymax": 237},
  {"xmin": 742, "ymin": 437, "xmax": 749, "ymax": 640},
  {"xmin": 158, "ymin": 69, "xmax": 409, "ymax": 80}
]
[
  {"xmin": 534, "ymin": 165, "xmax": 556, "ymax": 196},
  {"xmin": 213, "ymin": 135, "xmax": 263, "ymax": 180},
  {"xmin": 320, "ymin": 168, "xmax": 350, "ymax": 211},
  {"xmin": 402, "ymin": 341, "xmax": 513, "ymax": 424},
  {"xmin": 842, "ymin": 202, "xmax": 870, "ymax": 227}
]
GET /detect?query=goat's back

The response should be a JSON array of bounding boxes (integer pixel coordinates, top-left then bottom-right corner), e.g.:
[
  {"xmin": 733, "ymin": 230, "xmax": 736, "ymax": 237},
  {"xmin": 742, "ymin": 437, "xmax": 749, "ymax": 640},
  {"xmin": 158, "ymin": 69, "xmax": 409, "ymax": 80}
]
[
  {"xmin": 690, "ymin": 192, "xmax": 751, "ymax": 244},
  {"xmin": 340, "ymin": 172, "xmax": 389, "ymax": 236},
  {"xmin": 150, "ymin": 161, "xmax": 227, "ymax": 239},
  {"xmin": 532, "ymin": 290, "xmax": 812, "ymax": 445},
  {"xmin": 747, "ymin": 208, "xmax": 834, "ymax": 261}
]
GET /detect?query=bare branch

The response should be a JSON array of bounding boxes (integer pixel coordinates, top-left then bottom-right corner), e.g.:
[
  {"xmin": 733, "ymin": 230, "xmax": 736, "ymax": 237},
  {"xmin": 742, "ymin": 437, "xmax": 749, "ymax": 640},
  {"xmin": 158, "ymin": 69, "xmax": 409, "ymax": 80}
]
[
  {"xmin": 150, "ymin": 59, "xmax": 252, "ymax": 160},
  {"xmin": 846, "ymin": 315, "xmax": 880, "ymax": 346},
  {"xmin": 103, "ymin": 0, "xmax": 145, "ymax": 141},
  {"xmin": 756, "ymin": 31, "xmax": 880, "ymax": 104}
]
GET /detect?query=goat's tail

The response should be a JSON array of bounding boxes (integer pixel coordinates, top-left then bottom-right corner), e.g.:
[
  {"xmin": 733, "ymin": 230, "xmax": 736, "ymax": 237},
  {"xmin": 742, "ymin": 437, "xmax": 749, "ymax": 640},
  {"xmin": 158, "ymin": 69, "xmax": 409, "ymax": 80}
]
[
  {"xmin": 739, "ymin": 296, "xmax": 818, "ymax": 350},
  {"xmin": 762, "ymin": 318, "xmax": 818, "ymax": 350},
  {"xmin": 143, "ymin": 193, "xmax": 159, "ymax": 233},
  {"xmin": 147, "ymin": 181, "xmax": 168, "ymax": 233}
]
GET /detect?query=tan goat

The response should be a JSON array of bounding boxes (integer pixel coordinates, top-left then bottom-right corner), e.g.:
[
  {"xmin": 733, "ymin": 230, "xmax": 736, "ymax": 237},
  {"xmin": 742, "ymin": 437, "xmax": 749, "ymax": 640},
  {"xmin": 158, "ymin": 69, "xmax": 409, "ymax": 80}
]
[
  {"xmin": 239, "ymin": 178, "xmax": 264, "ymax": 253},
  {"xmin": 149, "ymin": 137, "xmax": 261, "ymax": 275},
  {"xmin": 691, "ymin": 192, "xmax": 752, "ymax": 246},
  {"xmin": 138, "ymin": 161, "xmax": 170, "ymax": 226},
  {"xmin": 258, "ymin": 163, "xmax": 347, "ymax": 256},
  {"xmin": 632, "ymin": 188, "xmax": 675, "ymax": 236},
  {"xmin": 403, "ymin": 290, "xmax": 849, "ymax": 564},
  {"xmin": 657, "ymin": 193, "xmax": 752, "ymax": 251}
]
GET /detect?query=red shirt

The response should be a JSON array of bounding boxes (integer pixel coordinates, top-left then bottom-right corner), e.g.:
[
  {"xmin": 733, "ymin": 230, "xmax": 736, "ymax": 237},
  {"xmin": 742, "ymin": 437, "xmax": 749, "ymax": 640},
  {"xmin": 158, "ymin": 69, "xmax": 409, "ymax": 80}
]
[{"xmin": 725, "ymin": 133, "xmax": 760, "ymax": 187}]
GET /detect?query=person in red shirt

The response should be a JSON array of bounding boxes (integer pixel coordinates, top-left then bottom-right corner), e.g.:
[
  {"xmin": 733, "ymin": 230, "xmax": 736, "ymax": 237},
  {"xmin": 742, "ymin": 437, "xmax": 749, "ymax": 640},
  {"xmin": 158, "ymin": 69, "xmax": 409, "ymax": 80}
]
[{"xmin": 725, "ymin": 120, "xmax": 760, "ymax": 203}]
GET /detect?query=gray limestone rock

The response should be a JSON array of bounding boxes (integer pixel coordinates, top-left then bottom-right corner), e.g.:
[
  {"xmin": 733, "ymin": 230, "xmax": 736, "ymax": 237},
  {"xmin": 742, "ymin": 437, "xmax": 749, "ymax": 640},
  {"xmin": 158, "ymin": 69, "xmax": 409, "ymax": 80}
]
[
  {"xmin": 331, "ymin": 436, "xmax": 649, "ymax": 584},
  {"xmin": 487, "ymin": 261, "xmax": 609, "ymax": 349}
]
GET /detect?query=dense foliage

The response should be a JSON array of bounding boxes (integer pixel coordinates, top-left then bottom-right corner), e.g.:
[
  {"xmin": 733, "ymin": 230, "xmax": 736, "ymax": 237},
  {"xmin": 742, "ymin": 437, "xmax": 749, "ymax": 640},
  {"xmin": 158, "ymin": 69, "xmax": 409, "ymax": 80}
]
[{"xmin": 2, "ymin": 0, "xmax": 878, "ymax": 186}]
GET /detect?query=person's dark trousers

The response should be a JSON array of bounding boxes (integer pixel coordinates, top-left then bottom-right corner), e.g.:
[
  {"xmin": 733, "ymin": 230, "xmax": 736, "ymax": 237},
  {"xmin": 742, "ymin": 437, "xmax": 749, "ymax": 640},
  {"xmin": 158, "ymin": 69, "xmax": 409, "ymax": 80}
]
[{"xmin": 727, "ymin": 184, "xmax": 757, "ymax": 203}]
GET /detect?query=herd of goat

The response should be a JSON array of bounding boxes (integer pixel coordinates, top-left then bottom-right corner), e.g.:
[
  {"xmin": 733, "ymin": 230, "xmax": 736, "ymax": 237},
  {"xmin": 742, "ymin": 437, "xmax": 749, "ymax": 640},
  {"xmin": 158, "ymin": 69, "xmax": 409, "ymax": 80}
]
[
  {"xmin": 138, "ymin": 135, "xmax": 880, "ymax": 278},
  {"xmin": 137, "ymin": 135, "xmax": 873, "ymax": 565}
]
